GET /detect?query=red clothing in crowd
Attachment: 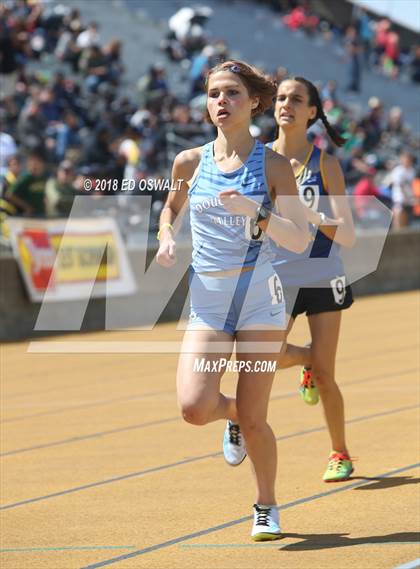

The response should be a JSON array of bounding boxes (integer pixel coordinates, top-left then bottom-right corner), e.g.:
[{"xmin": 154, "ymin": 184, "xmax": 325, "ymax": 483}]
[{"xmin": 353, "ymin": 176, "xmax": 380, "ymax": 218}]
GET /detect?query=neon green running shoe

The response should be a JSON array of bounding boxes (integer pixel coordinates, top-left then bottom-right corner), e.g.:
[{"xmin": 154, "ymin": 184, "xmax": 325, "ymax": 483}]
[
  {"xmin": 299, "ymin": 367, "xmax": 319, "ymax": 405},
  {"xmin": 323, "ymin": 451, "xmax": 354, "ymax": 482}
]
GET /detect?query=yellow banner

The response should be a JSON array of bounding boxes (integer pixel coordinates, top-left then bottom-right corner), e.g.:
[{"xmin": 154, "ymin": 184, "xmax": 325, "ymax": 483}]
[
  {"xmin": 50, "ymin": 233, "xmax": 120, "ymax": 282},
  {"xmin": 8, "ymin": 217, "xmax": 136, "ymax": 301}
]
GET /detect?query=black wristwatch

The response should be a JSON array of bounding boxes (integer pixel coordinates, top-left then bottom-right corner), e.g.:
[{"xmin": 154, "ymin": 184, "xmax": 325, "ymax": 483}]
[{"xmin": 254, "ymin": 204, "xmax": 270, "ymax": 225}]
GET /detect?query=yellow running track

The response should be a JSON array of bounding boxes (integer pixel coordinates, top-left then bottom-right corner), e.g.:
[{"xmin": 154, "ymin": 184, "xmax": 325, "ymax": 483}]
[{"xmin": 1, "ymin": 291, "xmax": 419, "ymax": 569}]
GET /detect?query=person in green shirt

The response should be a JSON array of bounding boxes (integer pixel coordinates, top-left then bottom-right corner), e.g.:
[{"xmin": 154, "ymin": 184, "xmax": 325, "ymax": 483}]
[
  {"xmin": 45, "ymin": 159, "xmax": 76, "ymax": 217},
  {"xmin": 5, "ymin": 149, "xmax": 48, "ymax": 217}
]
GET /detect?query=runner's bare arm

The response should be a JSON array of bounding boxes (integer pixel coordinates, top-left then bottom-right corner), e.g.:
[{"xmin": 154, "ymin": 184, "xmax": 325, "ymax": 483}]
[
  {"xmin": 219, "ymin": 150, "xmax": 309, "ymax": 253},
  {"xmin": 156, "ymin": 147, "xmax": 202, "ymax": 267},
  {"xmin": 316, "ymin": 153, "xmax": 355, "ymax": 248},
  {"xmin": 264, "ymin": 150, "xmax": 309, "ymax": 252}
]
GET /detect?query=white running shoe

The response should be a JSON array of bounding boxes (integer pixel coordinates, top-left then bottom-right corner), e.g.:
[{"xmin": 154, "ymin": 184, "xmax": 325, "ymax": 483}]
[
  {"xmin": 222, "ymin": 421, "xmax": 247, "ymax": 466},
  {"xmin": 251, "ymin": 504, "xmax": 282, "ymax": 541}
]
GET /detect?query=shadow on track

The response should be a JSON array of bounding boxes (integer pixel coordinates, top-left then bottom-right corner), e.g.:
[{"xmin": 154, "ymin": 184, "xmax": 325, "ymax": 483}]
[{"xmin": 279, "ymin": 532, "xmax": 420, "ymax": 551}]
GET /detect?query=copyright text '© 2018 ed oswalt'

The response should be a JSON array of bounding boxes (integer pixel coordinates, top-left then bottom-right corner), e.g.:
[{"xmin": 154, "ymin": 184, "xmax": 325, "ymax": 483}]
[{"xmin": 83, "ymin": 178, "xmax": 184, "ymax": 192}]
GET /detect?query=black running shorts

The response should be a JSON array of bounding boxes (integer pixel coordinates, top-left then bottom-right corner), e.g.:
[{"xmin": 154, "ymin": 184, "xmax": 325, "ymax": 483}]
[{"xmin": 284, "ymin": 276, "xmax": 354, "ymax": 319}]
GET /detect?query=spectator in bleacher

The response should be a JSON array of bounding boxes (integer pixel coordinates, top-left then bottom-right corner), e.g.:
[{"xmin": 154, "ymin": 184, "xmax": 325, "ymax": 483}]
[
  {"xmin": 344, "ymin": 25, "xmax": 362, "ymax": 93},
  {"xmin": 103, "ymin": 39, "xmax": 124, "ymax": 86},
  {"xmin": 385, "ymin": 106, "xmax": 405, "ymax": 136},
  {"xmin": 57, "ymin": 25, "xmax": 82, "ymax": 72},
  {"xmin": 354, "ymin": 7, "xmax": 374, "ymax": 68},
  {"xmin": 17, "ymin": 97, "xmax": 47, "ymax": 151},
  {"xmin": 137, "ymin": 63, "xmax": 169, "ymax": 109},
  {"xmin": 322, "ymin": 96, "xmax": 344, "ymax": 128},
  {"xmin": 39, "ymin": 88, "xmax": 63, "ymax": 123},
  {"xmin": 409, "ymin": 45, "xmax": 420, "ymax": 83},
  {"xmin": 66, "ymin": 9, "xmax": 83, "ymax": 35},
  {"xmin": 353, "ymin": 167, "xmax": 380, "ymax": 222},
  {"xmin": 50, "ymin": 110, "xmax": 82, "ymax": 162},
  {"xmin": 342, "ymin": 120, "xmax": 365, "ymax": 153},
  {"xmin": 82, "ymin": 125, "xmax": 113, "ymax": 168},
  {"xmin": 373, "ymin": 18, "xmax": 391, "ymax": 66},
  {"xmin": 382, "ymin": 106, "xmax": 413, "ymax": 151},
  {"xmin": 383, "ymin": 30, "xmax": 401, "ymax": 78},
  {"xmin": 190, "ymin": 45, "xmax": 214, "ymax": 98},
  {"xmin": 76, "ymin": 21, "xmax": 100, "ymax": 50},
  {"xmin": 341, "ymin": 146, "xmax": 374, "ymax": 185},
  {"xmin": 107, "ymin": 95, "xmax": 136, "ymax": 134},
  {"xmin": 320, "ymin": 79, "xmax": 338, "ymax": 104},
  {"xmin": 0, "ymin": 123, "xmax": 17, "ymax": 176},
  {"xmin": 51, "ymin": 72, "xmax": 71, "ymax": 109},
  {"xmin": 273, "ymin": 66, "xmax": 288, "ymax": 84},
  {"xmin": 46, "ymin": 159, "xmax": 76, "ymax": 217},
  {"xmin": 168, "ymin": 7, "xmax": 195, "ymax": 43},
  {"xmin": 0, "ymin": 21, "xmax": 20, "ymax": 99},
  {"xmin": 83, "ymin": 124, "xmax": 126, "ymax": 185},
  {"xmin": 79, "ymin": 44, "xmax": 109, "ymax": 93},
  {"xmin": 137, "ymin": 111, "xmax": 165, "ymax": 175},
  {"xmin": 5, "ymin": 148, "xmax": 48, "ymax": 217},
  {"xmin": 171, "ymin": 103, "xmax": 192, "ymax": 126},
  {"xmin": 0, "ymin": 155, "xmax": 21, "ymax": 198},
  {"xmin": 118, "ymin": 125, "xmax": 141, "ymax": 180},
  {"xmin": 359, "ymin": 97, "xmax": 384, "ymax": 150},
  {"xmin": 49, "ymin": 5, "xmax": 80, "ymax": 61},
  {"xmin": 282, "ymin": 1, "xmax": 319, "ymax": 35},
  {"xmin": 391, "ymin": 150, "xmax": 416, "ymax": 229},
  {"xmin": 167, "ymin": 5, "xmax": 212, "ymax": 58}
]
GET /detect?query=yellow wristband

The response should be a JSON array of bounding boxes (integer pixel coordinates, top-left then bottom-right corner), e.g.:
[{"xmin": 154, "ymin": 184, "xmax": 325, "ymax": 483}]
[{"xmin": 157, "ymin": 223, "xmax": 174, "ymax": 241}]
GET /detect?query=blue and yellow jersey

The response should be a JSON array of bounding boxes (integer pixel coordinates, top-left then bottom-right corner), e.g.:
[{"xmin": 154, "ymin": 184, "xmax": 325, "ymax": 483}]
[{"xmin": 266, "ymin": 142, "xmax": 344, "ymax": 286}]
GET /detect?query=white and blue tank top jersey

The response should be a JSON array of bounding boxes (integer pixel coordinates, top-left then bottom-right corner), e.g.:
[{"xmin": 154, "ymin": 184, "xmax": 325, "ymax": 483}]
[
  {"xmin": 188, "ymin": 139, "xmax": 273, "ymax": 273},
  {"xmin": 266, "ymin": 143, "xmax": 344, "ymax": 286}
]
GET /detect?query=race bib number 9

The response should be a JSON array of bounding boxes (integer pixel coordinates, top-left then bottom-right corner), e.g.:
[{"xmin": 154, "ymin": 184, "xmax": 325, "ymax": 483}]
[
  {"xmin": 330, "ymin": 275, "xmax": 346, "ymax": 305},
  {"xmin": 299, "ymin": 184, "xmax": 320, "ymax": 211}
]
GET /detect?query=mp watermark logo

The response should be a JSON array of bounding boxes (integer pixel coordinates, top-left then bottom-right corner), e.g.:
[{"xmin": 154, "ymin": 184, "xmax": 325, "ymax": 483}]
[{"xmin": 26, "ymin": 195, "xmax": 392, "ymax": 355}]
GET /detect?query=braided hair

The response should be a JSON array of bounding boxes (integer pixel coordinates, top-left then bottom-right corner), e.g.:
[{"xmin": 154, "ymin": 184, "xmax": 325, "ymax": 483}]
[{"xmin": 290, "ymin": 76, "xmax": 346, "ymax": 147}]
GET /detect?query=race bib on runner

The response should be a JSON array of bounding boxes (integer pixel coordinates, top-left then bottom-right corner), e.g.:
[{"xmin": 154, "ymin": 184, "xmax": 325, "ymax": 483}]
[
  {"xmin": 268, "ymin": 274, "xmax": 284, "ymax": 305},
  {"xmin": 299, "ymin": 184, "xmax": 320, "ymax": 211},
  {"xmin": 244, "ymin": 217, "xmax": 264, "ymax": 241},
  {"xmin": 330, "ymin": 275, "xmax": 346, "ymax": 305}
]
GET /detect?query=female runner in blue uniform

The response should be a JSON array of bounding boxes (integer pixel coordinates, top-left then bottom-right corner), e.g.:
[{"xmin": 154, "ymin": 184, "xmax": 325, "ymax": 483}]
[
  {"xmin": 156, "ymin": 60, "xmax": 308, "ymax": 540},
  {"xmin": 268, "ymin": 76, "xmax": 356, "ymax": 482}
]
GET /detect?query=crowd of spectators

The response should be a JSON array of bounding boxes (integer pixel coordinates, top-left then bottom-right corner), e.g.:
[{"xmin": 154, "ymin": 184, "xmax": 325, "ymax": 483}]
[
  {"xmin": 280, "ymin": 1, "xmax": 420, "ymax": 85},
  {"xmin": 0, "ymin": 0, "xmax": 182, "ymax": 234},
  {"xmin": 0, "ymin": 0, "xmax": 419, "ymax": 238},
  {"xmin": 301, "ymin": 91, "xmax": 419, "ymax": 229},
  {"xmin": 157, "ymin": 4, "xmax": 420, "ymax": 229}
]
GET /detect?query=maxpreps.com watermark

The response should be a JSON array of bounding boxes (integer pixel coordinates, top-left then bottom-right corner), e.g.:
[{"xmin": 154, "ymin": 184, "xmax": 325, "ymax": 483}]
[
  {"xmin": 83, "ymin": 178, "xmax": 184, "ymax": 192},
  {"xmin": 193, "ymin": 358, "xmax": 277, "ymax": 373}
]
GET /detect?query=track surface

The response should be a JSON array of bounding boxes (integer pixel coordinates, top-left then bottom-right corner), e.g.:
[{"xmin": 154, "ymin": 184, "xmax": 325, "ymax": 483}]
[{"xmin": 1, "ymin": 291, "xmax": 419, "ymax": 569}]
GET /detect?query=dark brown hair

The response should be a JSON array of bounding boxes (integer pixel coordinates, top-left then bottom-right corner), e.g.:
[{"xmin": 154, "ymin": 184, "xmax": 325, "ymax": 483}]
[
  {"xmin": 204, "ymin": 59, "xmax": 276, "ymax": 123},
  {"xmin": 282, "ymin": 76, "xmax": 346, "ymax": 147}
]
